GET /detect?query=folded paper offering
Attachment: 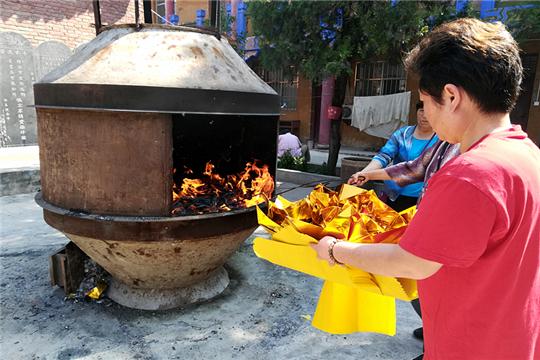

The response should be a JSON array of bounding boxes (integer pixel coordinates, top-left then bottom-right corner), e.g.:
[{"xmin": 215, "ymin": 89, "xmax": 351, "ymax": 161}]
[
  {"xmin": 85, "ymin": 280, "xmax": 107, "ymax": 300},
  {"xmin": 253, "ymin": 184, "xmax": 417, "ymax": 335}
]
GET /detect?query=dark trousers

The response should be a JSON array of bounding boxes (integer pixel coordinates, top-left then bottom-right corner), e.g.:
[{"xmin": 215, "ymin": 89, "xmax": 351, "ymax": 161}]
[
  {"xmin": 387, "ymin": 195, "xmax": 418, "ymax": 212},
  {"xmin": 412, "ymin": 297, "xmax": 424, "ymax": 358},
  {"xmin": 411, "ymin": 298, "xmax": 422, "ymax": 318}
]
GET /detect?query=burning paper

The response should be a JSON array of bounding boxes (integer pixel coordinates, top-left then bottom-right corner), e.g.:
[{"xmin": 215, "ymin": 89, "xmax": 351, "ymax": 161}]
[
  {"xmin": 253, "ymin": 184, "xmax": 417, "ymax": 335},
  {"xmin": 171, "ymin": 161, "xmax": 274, "ymax": 216}
]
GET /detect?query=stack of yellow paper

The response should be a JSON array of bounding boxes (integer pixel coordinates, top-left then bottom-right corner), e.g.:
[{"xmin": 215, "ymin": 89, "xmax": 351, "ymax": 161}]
[{"xmin": 253, "ymin": 184, "xmax": 417, "ymax": 335}]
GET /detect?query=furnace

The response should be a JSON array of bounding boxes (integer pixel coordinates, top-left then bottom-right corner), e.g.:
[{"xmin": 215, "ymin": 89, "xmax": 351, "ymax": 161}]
[{"xmin": 33, "ymin": 24, "xmax": 280, "ymax": 310}]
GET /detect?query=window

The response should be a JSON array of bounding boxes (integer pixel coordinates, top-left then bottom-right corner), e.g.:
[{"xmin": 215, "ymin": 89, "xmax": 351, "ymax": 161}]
[
  {"xmin": 156, "ymin": 0, "xmax": 166, "ymax": 23},
  {"xmin": 256, "ymin": 67, "xmax": 299, "ymax": 110},
  {"xmin": 155, "ymin": 0, "xmax": 166, "ymax": 24},
  {"xmin": 354, "ymin": 61, "xmax": 407, "ymax": 97}
]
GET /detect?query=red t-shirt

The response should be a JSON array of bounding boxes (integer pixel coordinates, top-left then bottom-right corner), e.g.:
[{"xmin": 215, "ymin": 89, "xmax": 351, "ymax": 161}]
[{"xmin": 400, "ymin": 126, "xmax": 540, "ymax": 360}]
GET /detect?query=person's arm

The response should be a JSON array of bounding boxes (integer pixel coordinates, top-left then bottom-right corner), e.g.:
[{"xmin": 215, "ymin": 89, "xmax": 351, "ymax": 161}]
[
  {"xmin": 361, "ymin": 159, "xmax": 383, "ymax": 172},
  {"xmin": 371, "ymin": 128, "xmax": 404, "ymax": 168},
  {"xmin": 349, "ymin": 139, "xmax": 444, "ymax": 187},
  {"xmin": 312, "ymin": 237, "xmax": 442, "ymax": 280},
  {"xmin": 313, "ymin": 174, "xmax": 497, "ymax": 280},
  {"xmin": 385, "ymin": 139, "xmax": 443, "ymax": 186},
  {"xmin": 384, "ymin": 157, "xmax": 426, "ymax": 186},
  {"xmin": 346, "ymin": 129, "xmax": 404, "ymax": 186},
  {"xmin": 348, "ymin": 167, "xmax": 390, "ymax": 186}
]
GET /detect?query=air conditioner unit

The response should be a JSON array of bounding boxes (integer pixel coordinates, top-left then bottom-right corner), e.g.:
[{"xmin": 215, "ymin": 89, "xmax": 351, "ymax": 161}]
[{"xmin": 342, "ymin": 104, "xmax": 353, "ymax": 120}]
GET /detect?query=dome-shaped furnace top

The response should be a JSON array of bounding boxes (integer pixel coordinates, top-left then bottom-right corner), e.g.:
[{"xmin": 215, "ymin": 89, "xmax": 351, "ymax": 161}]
[{"xmin": 34, "ymin": 25, "xmax": 279, "ymax": 115}]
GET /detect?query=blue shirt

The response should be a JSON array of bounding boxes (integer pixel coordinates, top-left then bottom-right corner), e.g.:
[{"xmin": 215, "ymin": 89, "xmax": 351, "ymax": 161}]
[{"xmin": 372, "ymin": 126, "xmax": 438, "ymax": 199}]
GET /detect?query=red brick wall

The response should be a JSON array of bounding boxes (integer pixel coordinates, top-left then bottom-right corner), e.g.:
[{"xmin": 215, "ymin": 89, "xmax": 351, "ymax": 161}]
[{"xmin": 0, "ymin": 0, "xmax": 141, "ymax": 49}]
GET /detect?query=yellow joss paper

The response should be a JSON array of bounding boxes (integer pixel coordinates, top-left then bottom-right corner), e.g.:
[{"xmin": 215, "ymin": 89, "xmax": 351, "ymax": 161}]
[
  {"xmin": 256, "ymin": 206, "xmax": 281, "ymax": 234},
  {"xmin": 86, "ymin": 281, "xmax": 107, "ymax": 300},
  {"xmin": 320, "ymin": 206, "xmax": 340, "ymax": 224},
  {"xmin": 394, "ymin": 277, "xmax": 418, "ymax": 300},
  {"xmin": 375, "ymin": 226, "xmax": 407, "ymax": 244},
  {"xmin": 338, "ymin": 203, "xmax": 353, "ymax": 218},
  {"xmin": 275, "ymin": 195, "xmax": 293, "ymax": 209},
  {"xmin": 271, "ymin": 225, "xmax": 317, "ymax": 246},
  {"xmin": 286, "ymin": 218, "xmax": 326, "ymax": 239},
  {"xmin": 267, "ymin": 201, "xmax": 288, "ymax": 224},
  {"xmin": 347, "ymin": 215, "xmax": 373, "ymax": 243},
  {"xmin": 312, "ymin": 281, "xmax": 396, "ymax": 335},
  {"xmin": 399, "ymin": 206, "xmax": 417, "ymax": 222},
  {"xmin": 253, "ymin": 237, "xmax": 377, "ymax": 290},
  {"xmin": 323, "ymin": 217, "xmax": 351, "ymax": 240},
  {"xmin": 285, "ymin": 199, "xmax": 313, "ymax": 221},
  {"xmin": 309, "ymin": 189, "xmax": 331, "ymax": 208},
  {"xmin": 274, "ymin": 195, "xmax": 313, "ymax": 222},
  {"xmin": 372, "ymin": 274, "xmax": 417, "ymax": 301},
  {"xmin": 254, "ymin": 183, "xmax": 418, "ymax": 335},
  {"xmin": 338, "ymin": 183, "xmax": 366, "ymax": 201}
]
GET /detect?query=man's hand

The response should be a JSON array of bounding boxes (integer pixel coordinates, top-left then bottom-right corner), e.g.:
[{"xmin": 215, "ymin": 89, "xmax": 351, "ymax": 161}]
[
  {"xmin": 310, "ymin": 236, "xmax": 341, "ymax": 266},
  {"xmin": 348, "ymin": 171, "xmax": 369, "ymax": 186}
]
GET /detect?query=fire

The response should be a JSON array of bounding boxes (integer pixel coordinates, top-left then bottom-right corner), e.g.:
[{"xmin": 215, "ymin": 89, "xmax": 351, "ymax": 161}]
[{"xmin": 171, "ymin": 161, "xmax": 274, "ymax": 216}]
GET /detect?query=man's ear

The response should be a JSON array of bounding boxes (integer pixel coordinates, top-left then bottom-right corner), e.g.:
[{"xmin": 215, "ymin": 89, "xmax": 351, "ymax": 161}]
[{"xmin": 442, "ymin": 84, "xmax": 461, "ymax": 112}]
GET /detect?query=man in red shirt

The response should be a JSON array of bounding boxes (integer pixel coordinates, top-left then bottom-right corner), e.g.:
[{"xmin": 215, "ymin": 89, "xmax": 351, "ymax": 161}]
[{"xmin": 311, "ymin": 18, "xmax": 540, "ymax": 360}]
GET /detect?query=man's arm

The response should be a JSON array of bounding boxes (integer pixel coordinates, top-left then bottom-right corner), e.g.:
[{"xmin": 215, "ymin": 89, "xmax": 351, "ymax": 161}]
[
  {"xmin": 360, "ymin": 159, "xmax": 384, "ymax": 172},
  {"xmin": 349, "ymin": 139, "xmax": 443, "ymax": 187},
  {"xmin": 371, "ymin": 129, "xmax": 403, "ymax": 168},
  {"xmin": 385, "ymin": 140, "xmax": 442, "ymax": 186},
  {"xmin": 312, "ymin": 236, "xmax": 442, "ymax": 280},
  {"xmin": 347, "ymin": 130, "xmax": 407, "ymax": 185},
  {"xmin": 348, "ymin": 152, "xmax": 426, "ymax": 187},
  {"xmin": 348, "ymin": 167, "xmax": 390, "ymax": 186},
  {"xmin": 318, "ymin": 173, "xmax": 497, "ymax": 280}
]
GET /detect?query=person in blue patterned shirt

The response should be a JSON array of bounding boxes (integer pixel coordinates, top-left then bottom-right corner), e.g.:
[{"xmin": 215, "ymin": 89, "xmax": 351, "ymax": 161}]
[{"xmin": 359, "ymin": 101, "xmax": 438, "ymax": 211}]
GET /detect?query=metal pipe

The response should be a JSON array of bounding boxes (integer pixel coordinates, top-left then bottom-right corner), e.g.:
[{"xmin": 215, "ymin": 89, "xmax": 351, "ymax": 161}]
[
  {"xmin": 134, "ymin": 0, "xmax": 141, "ymax": 29},
  {"xmin": 209, "ymin": 0, "xmax": 220, "ymax": 30},
  {"xmin": 92, "ymin": 0, "xmax": 102, "ymax": 35},
  {"xmin": 216, "ymin": 1, "xmax": 221, "ymax": 32}
]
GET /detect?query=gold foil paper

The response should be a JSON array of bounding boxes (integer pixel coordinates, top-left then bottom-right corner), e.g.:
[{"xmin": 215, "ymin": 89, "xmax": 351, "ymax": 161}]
[
  {"xmin": 253, "ymin": 184, "xmax": 418, "ymax": 335},
  {"xmin": 86, "ymin": 281, "xmax": 107, "ymax": 300}
]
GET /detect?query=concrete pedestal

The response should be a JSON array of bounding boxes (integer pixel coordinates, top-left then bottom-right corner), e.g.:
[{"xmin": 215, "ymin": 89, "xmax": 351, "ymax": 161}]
[{"xmin": 107, "ymin": 267, "xmax": 229, "ymax": 310}]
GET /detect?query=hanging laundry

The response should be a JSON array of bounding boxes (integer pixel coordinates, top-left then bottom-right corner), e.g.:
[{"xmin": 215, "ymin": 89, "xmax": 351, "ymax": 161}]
[{"xmin": 351, "ymin": 91, "xmax": 411, "ymax": 139}]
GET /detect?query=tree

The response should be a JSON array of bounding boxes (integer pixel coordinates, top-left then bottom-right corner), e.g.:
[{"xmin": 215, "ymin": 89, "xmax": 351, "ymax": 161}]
[
  {"xmin": 249, "ymin": 0, "xmax": 475, "ymax": 174},
  {"xmin": 506, "ymin": 5, "xmax": 540, "ymax": 41}
]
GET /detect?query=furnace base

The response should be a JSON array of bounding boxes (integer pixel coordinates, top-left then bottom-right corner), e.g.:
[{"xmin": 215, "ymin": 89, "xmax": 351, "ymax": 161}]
[{"xmin": 107, "ymin": 267, "xmax": 229, "ymax": 310}]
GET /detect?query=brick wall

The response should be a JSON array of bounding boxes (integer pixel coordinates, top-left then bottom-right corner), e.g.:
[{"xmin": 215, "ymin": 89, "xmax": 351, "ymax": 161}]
[{"xmin": 0, "ymin": 0, "xmax": 141, "ymax": 49}]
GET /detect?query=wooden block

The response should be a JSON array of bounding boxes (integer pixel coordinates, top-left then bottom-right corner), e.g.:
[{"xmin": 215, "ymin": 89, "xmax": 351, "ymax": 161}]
[{"xmin": 49, "ymin": 242, "xmax": 88, "ymax": 295}]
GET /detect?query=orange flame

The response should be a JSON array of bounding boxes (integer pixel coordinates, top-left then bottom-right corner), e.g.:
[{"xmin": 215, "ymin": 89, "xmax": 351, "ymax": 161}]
[{"xmin": 171, "ymin": 161, "xmax": 274, "ymax": 216}]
